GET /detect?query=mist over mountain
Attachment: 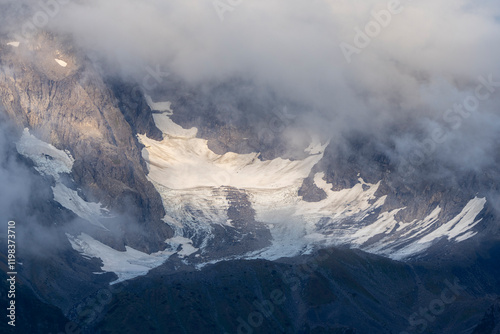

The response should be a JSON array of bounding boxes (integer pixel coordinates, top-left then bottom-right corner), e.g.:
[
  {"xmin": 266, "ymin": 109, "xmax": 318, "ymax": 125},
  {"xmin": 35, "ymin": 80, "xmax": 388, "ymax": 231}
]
[{"xmin": 0, "ymin": 1, "xmax": 499, "ymax": 333}]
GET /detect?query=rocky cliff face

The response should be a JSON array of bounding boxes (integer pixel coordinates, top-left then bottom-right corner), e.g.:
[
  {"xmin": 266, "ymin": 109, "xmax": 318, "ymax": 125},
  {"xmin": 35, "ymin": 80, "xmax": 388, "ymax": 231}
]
[
  {"xmin": 0, "ymin": 32, "xmax": 171, "ymax": 252},
  {"xmin": 137, "ymin": 76, "xmax": 499, "ymax": 263},
  {"xmin": 1, "ymin": 31, "xmax": 498, "ymax": 270},
  {"xmin": 0, "ymin": 29, "xmax": 499, "ymax": 334}
]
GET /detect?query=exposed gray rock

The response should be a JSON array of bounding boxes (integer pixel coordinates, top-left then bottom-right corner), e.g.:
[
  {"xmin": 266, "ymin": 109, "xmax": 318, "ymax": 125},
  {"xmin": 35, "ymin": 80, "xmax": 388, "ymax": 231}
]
[{"xmin": 0, "ymin": 32, "xmax": 171, "ymax": 252}]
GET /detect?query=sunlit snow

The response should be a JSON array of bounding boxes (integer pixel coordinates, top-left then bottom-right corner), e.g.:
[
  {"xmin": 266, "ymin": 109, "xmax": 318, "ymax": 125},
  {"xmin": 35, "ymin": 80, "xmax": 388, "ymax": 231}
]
[
  {"xmin": 16, "ymin": 129, "xmax": 109, "ymax": 229},
  {"xmin": 66, "ymin": 98, "xmax": 489, "ymax": 282},
  {"xmin": 54, "ymin": 58, "xmax": 67, "ymax": 67},
  {"xmin": 67, "ymin": 233, "xmax": 175, "ymax": 284},
  {"xmin": 16, "ymin": 128, "xmax": 74, "ymax": 180},
  {"xmin": 136, "ymin": 99, "xmax": 488, "ymax": 264}
]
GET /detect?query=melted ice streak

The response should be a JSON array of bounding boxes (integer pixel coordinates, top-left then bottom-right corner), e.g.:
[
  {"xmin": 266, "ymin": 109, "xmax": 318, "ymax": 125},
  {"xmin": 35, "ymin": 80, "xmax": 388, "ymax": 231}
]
[
  {"xmin": 16, "ymin": 129, "xmax": 108, "ymax": 229},
  {"xmin": 139, "ymin": 100, "xmax": 487, "ymax": 262}
]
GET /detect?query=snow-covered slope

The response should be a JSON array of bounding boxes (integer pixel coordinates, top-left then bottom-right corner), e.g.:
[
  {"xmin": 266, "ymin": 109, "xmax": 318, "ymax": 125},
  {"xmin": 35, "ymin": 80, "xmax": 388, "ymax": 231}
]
[
  {"xmin": 67, "ymin": 233, "xmax": 174, "ymax": 284},
  {"xmin": 66, "ymin": 232, "xmax": 199, "ymax": 284},
  {"xmin": 351, "ymin": 197, "xmax": 486, "ymax": 260},
  {"xmin": 15, "ymin": 101, "xmax": 488, "ymax": 283},
  {"xmin": 16, "ymin": 128, "xmax": 75, "ymax": 180},
  {"xmin": 136, "ymin": 99, "xmax": 487, "ymax": 265},
  {"xmin": 16, "ymin": 129, "xmax": 109, "ymax": 229}
]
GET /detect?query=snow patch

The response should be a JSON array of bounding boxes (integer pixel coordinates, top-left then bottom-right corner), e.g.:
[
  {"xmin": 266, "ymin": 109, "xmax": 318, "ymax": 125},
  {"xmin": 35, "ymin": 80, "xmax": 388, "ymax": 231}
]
[
  {"xmin": 67, "ymin": 233, "xmax": 175, "ymax": 284},
  {"xmin": 55, "ymin": 59, "xmax": 67, "ymax": 67},
  {"xmin": 418, "ymin": 197, "xmax": 486, "ymax": 244},
  {"xmin": 7, "ymin": 41, "xmax": 19, "ymax": 47},
  {"xmin": 356, "ymin": 198, "xmax": 486, "ymax": 260},
  {"xmin": 17, "ymin": 128, "xmax": 110, "ymax": 229},
  {"xmin": 52, "ymin": 183, "xmax": 109, "ymax": 229},
  {"xmin": 16, "ymin": 128, "xmax": 74, "ymax": 179},
  {"xmin": 351, "ymin": 208, "xmax": 406, "ymax": 245},
  {"xmin": 145, "ymin": 94, "xmax": 173, "ymax": 114},
  {"xmin": 152, "ymin": 113, "xmax": 197, "ymax": 139}
]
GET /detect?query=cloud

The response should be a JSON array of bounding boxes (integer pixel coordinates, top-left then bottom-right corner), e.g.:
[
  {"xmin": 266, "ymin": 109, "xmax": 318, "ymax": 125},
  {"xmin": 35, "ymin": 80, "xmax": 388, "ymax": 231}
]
[
  {"xmin": 0, "ymin": 123, "xmax": 33, "ymax": 223},
  {"xmin": 3, "ymin": 0, "xmax": 500, "ymax": 174}
]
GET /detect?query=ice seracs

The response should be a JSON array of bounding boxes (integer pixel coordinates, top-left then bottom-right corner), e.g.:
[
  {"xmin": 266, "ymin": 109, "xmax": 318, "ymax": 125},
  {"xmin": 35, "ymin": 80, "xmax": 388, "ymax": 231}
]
[
  {"xmin": 247, "ymin": 172, "xmax": 386, "ymax": 260},
  {"xmin": 52, "ymin": 183, "xmax": 109, "ymax": 230}
]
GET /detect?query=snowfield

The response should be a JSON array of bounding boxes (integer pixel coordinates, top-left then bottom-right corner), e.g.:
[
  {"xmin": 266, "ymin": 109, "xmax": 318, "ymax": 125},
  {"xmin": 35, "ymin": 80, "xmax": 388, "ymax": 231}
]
[
  {"xmin": 67, "ymin": 233, "xmax": 176, "ymax": 284},
  {"xmin": 18, "ymin": 98, "xmax": 488, "ymax": 283},
  {"xmin": 137, "ymin": 99, "xmax": 487, "ymax": 265}
]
